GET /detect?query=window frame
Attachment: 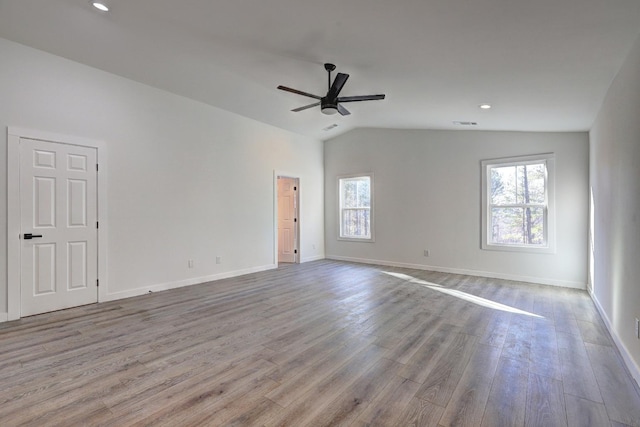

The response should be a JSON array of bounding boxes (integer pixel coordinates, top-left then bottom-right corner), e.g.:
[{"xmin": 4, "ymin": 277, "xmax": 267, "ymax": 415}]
[
  {"xmin": 481, "ymin": 153, "xmax": 556, "ymax": 253},
  {"xmin": 337, "ymin": 173, "xmax": 375, "ymax": 242}
]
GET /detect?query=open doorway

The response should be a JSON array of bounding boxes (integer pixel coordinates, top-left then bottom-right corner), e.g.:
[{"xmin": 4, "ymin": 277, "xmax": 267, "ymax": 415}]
[{"xmin": 277, "ymin": 176, "xmax": 299, "ymax": 264}]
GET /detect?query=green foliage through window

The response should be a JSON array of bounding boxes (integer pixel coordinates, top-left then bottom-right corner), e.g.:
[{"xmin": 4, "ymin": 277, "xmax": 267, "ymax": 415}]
[
  {"xmin": 339, "ymin": 175, "xmax": 372, "ymax": 240},
  {"xmin": 488, "ymin": 162, "xmax": 547, "ymax": 246}
]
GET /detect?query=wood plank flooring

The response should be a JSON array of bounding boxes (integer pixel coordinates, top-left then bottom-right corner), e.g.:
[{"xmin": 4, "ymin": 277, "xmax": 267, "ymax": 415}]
[{"xmin": 1, "ymin": 260, "xmax": 640, "ymax": 426}]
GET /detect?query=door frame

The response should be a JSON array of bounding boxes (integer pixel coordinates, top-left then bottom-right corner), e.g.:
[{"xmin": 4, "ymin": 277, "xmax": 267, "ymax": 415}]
[
  {"xmin": 273, "ymin": 171, "xmax": 300, "ymax": 266},
  {"xmin": 7, "ymin": 127, "xmax": 108, "ymax": 321}
]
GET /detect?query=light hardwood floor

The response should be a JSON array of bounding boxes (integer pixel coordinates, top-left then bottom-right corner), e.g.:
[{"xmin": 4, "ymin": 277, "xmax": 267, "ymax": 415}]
[{"xmin": 1, "ymin": 260, "xmax": 639, "ymax": 426}]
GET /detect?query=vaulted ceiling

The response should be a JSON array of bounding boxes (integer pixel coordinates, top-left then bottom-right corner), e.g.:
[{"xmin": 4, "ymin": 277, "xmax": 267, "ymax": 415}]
[{"xmin": 1, "ymin": 0, "xmax": 640, "ymax": 140}]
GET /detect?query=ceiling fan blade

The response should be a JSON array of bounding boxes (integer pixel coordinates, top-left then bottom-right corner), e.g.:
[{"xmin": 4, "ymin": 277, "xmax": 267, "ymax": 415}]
[
  {"xmin": 291, "ymin": 102, "xmax": 320, "ymax": 112},
  {"xmin": 337, "ymin": 104, "xmax": 351, "ymax": 116},
  {"xmin": 338, "ymin": 94, "xmax": 386, "ymax": 103},
  {"xmin": 327, "ymin": 73, "xmax": 349, "ymax": 99},
  {"xmin": 277, "ymin": 85, "xmax": 322, "ymax": 100}
]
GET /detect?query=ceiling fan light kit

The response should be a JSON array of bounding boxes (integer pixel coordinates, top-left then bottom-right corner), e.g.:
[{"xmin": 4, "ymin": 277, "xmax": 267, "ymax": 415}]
[
  {"xmin": 322, "ymin": 105, "xmax": 339, "ymax": 115},
  {"xmin": 278, "ymin": 63, "xmax": 385, "ymax": 116}
]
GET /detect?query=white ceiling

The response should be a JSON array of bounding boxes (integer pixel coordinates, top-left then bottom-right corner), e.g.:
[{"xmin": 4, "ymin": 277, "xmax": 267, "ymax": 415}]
[{"xmin": 1, "ymin": 0, "xmax": 640, "ymax": 140}]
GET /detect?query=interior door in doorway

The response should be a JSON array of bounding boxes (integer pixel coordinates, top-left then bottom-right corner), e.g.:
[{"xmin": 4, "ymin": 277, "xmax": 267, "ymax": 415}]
[
  {"xmin": 278, "ymin": 177, "xmax": 298, "ymax": 263},
  {"xmin": 20, "ymin": 138, "xmax": 98, "ymax": 316}
]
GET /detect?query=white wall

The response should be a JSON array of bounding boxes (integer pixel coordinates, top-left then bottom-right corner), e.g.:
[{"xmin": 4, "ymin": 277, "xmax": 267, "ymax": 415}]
[
  {"xmin": 590, "ymin": 35, "xmax": 640, "ymax": 382},
  {"xmin": 325, "ymin": 128, "xmax": 589, "ymax": 288},
  {"xmin": 0, "ymin": 38, "xmax": 324, "ymax": 315}
]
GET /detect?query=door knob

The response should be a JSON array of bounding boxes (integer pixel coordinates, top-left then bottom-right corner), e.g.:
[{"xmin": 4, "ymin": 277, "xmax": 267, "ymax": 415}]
[{"xmin": 24, "ymin": 233, "xmax": 43, "ymax": 240}]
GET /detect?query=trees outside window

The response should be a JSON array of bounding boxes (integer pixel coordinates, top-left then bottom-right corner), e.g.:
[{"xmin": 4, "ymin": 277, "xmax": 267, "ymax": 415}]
[
  {"xmin": 482, "ymin": 154, "xmax": 555, "ymax": 253},
  {"xmin": 338, "ymin": 174, "xmax": 374, "ymax": 241}
]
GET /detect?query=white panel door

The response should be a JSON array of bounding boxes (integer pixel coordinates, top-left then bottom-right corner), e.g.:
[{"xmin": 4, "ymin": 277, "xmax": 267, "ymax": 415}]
[
  {"xmin": 278, "ymin": 177, "xmax": 298, "ymax": 263},
  {"xmin": 20, "ymin": 138, "xmax": 98, "ymax": 316}
]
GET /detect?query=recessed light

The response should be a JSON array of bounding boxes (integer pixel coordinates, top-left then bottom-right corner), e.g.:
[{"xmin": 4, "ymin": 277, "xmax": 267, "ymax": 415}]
[
  {"xmin": 479, "ymin": 104, "xmax": 492, "ymax": 110},
  {"xmin": 91, "ymin": 1, "xmax": 109, "ymax": 12}
]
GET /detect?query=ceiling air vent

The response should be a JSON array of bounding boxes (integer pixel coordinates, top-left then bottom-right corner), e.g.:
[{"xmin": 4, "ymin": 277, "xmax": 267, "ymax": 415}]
[
  {"xmin": 323, "ymin": 123, "xmax": 339, "ymax": 131},
  {"xmin": 453, "ymin": 121, "xmax": 478, "ymax": 126}
]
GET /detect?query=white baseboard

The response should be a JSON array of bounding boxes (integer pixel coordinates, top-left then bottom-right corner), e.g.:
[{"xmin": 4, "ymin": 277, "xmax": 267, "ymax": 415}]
[
  {"xmin": 0, "ymin": 312, "xmax": 8, "ymax": 323},
  {"xmin": 590, "ymin": 291, "xmax": 640, "ymax": 388},
  {"xmin": 101, "ymin": 264, "xmax": 278, "ymax": 302},
  {"xmin": 300, "ymin": 255, "xmax": 325, "ymax": 263},
  {"xmin": 326, "ymin": 255, "xmax": 587, "ymax": 290}
]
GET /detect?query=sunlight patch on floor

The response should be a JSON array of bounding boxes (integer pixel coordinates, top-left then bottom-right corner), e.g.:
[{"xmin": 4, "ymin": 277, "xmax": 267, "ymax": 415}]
[
  {"xmin": 383, "ymin": 271, "xmax": 443, "ymax": 287},
  {"xmin": 383, "ymin": 271, "xmax": 543, "ymax": 318}
]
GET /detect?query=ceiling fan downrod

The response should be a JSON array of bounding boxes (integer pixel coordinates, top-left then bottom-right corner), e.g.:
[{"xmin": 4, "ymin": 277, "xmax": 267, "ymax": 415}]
[{"xmin": 325, "ymin": 63, "xmax": 336, "ymax": 92}]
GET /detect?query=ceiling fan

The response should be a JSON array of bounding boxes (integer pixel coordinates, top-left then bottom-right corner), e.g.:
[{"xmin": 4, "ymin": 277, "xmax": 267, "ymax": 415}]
[{"xmin": 277, "ymin": 63, "xmax": 385, "ymax": 116}]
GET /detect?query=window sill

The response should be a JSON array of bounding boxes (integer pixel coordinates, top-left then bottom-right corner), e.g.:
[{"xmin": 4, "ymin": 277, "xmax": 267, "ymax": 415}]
[
  {"xmin": 338, "ymin": 236, "xmax": 375, "ymax": 243},
  {"xmin": 482, "ymin": 242, "xmax": 556, "ymax": 254}
]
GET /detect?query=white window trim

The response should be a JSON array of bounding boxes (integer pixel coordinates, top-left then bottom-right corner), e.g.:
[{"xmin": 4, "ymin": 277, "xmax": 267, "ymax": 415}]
[
  {"xmin": 337, "ymin": 173, "xmax": 375, "ymax": 242},
  {"xmin": 481, "ymin": 153, "xmax": 556, "ymax": 254}
]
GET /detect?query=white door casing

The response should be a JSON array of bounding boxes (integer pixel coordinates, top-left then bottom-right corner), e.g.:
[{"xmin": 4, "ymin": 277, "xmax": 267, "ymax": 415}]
[
  {"xmin": 277, "ymin": 176, "xmax": 298, "ymax": 264},
  {"xmin": 20, "ymin": 138, "xmax": 98, "ymax": 316}
]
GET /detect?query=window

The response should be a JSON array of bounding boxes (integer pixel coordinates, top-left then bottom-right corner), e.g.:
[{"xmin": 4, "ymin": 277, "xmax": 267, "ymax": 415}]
[
  {"xmin": 338, "ymin": 174, "xmax": 374, "ymax": 241},
  {"xmin": 481, "ymin": 154, "xmax": 555, "ymax": 253}
]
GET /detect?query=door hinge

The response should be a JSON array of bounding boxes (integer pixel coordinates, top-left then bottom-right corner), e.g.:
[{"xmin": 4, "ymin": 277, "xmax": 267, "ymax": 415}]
[
  {"xmin": 96, "ymin": 163, "xmax": 99, "ymax": 172},
  {"xmin": 96, "ymin": 221, "xmax": 99, "ymax": 229},
  {"xmin": 294, "ymin": 186, "xmax": 297, "ymax": 191},
  {"xmin": 96, "ymin": 279, "xmax": 99, "ymax": 287}
]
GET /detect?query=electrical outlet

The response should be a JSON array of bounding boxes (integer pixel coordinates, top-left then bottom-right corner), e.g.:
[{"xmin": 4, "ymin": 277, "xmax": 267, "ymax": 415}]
[
  {"xmin": 188, "ymin": 260, "xmax": 194, "ymax": 269},
  {"xmin": 423, "ymin": 249, "xmax": 430, "ymax": 257},
  {"xmin": 636, "ymin": 318, "xmax": 639, "ymax": 339},
  {"xmin": 216, "ymin": 256, "xmax": 222, "ymax": 264}
]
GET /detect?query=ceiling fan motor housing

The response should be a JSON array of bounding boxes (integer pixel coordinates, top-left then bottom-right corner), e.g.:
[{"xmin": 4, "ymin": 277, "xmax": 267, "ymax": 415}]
[{"xmin": 321, "ymin": 97, "xmax": 339, "ymax": 115}]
